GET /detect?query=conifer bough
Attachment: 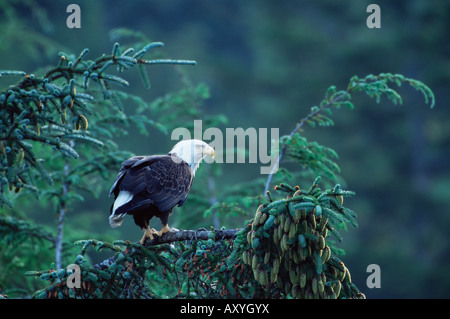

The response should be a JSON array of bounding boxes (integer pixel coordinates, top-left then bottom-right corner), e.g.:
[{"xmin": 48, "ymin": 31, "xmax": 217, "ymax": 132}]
[
  {"xmin": 264, "ymin": 73, "xmax": 435, "ymax": 196},
  {"xmin": 7, "ymin": 41, "xmax": 434, "ymax": 299},
  {"xmin": 31, "ymin": 178, "xmax": 365, "ymax": 299},
  {"xmin": 0, "ymin": 42, "xmax": 196, "ymax": 202}
]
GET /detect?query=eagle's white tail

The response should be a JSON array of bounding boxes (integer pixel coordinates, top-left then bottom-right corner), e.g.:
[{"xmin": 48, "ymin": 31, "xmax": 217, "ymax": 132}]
[{"xmin": 109, "ymin": 191, "xmax": 133, "ymax": 228}]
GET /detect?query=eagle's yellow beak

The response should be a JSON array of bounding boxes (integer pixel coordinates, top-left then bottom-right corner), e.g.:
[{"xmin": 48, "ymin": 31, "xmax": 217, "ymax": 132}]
[{"xmin": 206, "ymin": 145, "xmax": 215, "ymax": 159}]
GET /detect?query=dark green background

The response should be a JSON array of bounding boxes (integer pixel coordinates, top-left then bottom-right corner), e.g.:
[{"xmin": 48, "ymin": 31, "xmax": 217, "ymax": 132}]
[{"xmin": 1, "ymin": 0, "xmax": 448, "ymax": 298}]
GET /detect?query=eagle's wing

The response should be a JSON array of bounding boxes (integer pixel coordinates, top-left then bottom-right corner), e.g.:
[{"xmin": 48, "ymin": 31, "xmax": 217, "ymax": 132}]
[
  {"xmin": 109, "ymin": 156, "xmax": 145, "ymax": 197},
  {"xmin": 110, "ymin": 155, "xmax": 192, "ymax": 217}
]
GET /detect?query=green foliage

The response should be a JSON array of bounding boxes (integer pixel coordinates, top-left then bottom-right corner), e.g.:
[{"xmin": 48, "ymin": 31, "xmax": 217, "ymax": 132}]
[
  {"xmin": 288, "ymin": 73, "xmax": 434, "ymax": 137},
  {"xmin": 0, "ymin": 37, "xmax": 200, "ymax": 296},
  {"xmin": 0, "ymin": 215, "xmax": 57, "ymax": 297},
  {"xmin": 0, "ymin": 41, "xmax": 195, "ymax": 205},
  {"xmin": 237, "ymin": 178, "xmax": 363, "ymax": 299},
  {"xmin": 0, "ymin": 215, "xmax": 55, "ymax": 246},
  {"xmin": 282, "ymin": 133, "xmax": 340, "ymax": 181},
  {"xmin": 6, "ymin": 68, "xmax": 434, "ymax": 299},
  {"xmin": 147, "ymin": 83, "xmax": 227, "ymax": 134},
  {"xmin": 264, "ymin": 73, "xmax": 435, "ymax": 194},
  {"xmin": 0, "ymin": 21, "xmax": 436, "ymax": 298},
  {"xmin": 29, "ymin": 179, "xmax": 364, "ymax": 299},
  {"xmin": 348, "ymin": 73, "xmax": 435, "ymax": 108}
]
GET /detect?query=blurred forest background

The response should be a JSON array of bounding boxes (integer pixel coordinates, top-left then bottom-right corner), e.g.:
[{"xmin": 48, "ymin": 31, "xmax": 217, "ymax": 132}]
[{"xmin": 0, "ymin": 0, "xmax": 449, "ymax": 298}]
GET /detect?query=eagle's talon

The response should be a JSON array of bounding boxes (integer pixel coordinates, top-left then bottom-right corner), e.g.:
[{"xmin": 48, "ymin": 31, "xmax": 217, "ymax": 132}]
[
  {"xmin": 140, "ymin": 228, "xmax": 157, "ymax": 244},
  {"xmin": 153, "ymin": 224, "xmax": 171, "ymax": 238}
]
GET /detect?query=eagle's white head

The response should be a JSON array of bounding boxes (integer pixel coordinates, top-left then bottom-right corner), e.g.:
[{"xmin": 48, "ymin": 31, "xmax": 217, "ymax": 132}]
[{"xmin": 169, "ymin": 139, "xmax": 215, "ymax": 175}]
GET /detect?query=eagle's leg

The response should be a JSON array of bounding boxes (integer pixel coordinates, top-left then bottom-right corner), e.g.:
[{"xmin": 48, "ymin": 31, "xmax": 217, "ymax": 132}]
[
  {"xmin": 140, "ymin": 227, "xmax": 157, "ymax": 244},
  {"xmin": 155, "ymin": 213, "xmax": 171, "ymax": 237}
]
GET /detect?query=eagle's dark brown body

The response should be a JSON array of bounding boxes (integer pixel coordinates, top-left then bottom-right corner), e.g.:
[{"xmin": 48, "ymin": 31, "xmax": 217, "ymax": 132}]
[{"xmin": 109, "ymin": 154, "xmax": 192, "ymax": 241}]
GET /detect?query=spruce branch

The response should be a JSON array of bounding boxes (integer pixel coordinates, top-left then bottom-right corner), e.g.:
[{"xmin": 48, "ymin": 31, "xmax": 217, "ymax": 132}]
[
  {"xmin": 94, "ymin": 228, "xmax": 240, "ymax": 270},
  {"xmin": 143, "ymin": 228, "xmax": 240, "ymax": 246},
  {"xmin": 264, "ymin": 88, "xmax": 350, "ymax": 195},
  {"xmin": 0, "ymin": 215, "xmax": 56, "ymax": 245},
  {"xmin": 264, "ymin": 73, "xmax": 435, "ymax": 196},
  {"xmin": 0, "ymin": 41, "xmax": 196, "ymax": 203},
  {"xmin": 32, "ymin": 179, "xmax": 365, "ymax": 299}
]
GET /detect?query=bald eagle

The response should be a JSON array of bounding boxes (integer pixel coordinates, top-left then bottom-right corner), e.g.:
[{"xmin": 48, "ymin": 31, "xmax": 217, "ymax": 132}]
[{"xmin": 109, "ymin": 139, "xmax": 215, "ymax": 244}]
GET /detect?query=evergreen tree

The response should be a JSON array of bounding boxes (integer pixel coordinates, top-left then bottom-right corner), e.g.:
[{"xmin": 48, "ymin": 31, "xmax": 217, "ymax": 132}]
[
  {"xmin": 0, "ymin": 0, "xmax": 442, "ymax": 300},
  {"xmin": 0, "ymin": 38, "xmax": 198, "ymax": 297},
  {"xmin": 0, "ymin": 37, "xmax": 433, "ymax": 297}
]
